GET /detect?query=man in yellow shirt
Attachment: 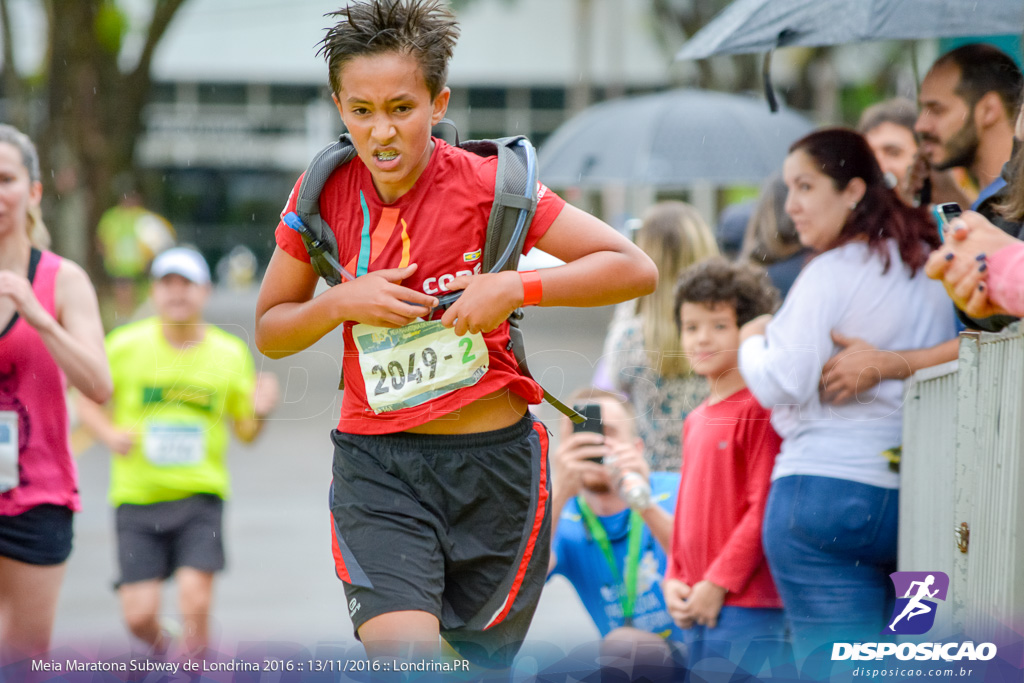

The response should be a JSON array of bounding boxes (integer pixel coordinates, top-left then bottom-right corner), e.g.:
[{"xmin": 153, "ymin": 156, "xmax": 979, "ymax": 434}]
[{"xmin": 78, "ymin": 247, "xmax": 278, "ymax": 657}]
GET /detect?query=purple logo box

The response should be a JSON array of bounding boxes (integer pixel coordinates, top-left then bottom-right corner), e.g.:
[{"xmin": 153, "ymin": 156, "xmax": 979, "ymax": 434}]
[{"xmin": 884, "ymin": 571, "xmax": 950, "ymax": 635}]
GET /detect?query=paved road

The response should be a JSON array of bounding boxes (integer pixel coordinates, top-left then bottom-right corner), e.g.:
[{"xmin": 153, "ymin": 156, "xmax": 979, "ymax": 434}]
[{"xmin": 55, "ymin": 285, "xmax": 610, "ymax": 660}]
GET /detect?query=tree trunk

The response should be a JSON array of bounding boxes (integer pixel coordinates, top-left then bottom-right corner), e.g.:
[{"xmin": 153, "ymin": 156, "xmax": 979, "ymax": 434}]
[{"xmin": 23, "ymin": 0, "xmax": 188, "ymax": 280}]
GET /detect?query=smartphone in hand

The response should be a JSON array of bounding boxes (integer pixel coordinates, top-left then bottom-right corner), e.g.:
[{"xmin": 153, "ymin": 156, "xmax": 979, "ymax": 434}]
[
  {"xmin": 932, "ymin": 202, "xmax": 962, "ymax": 243},
  {"xmin": 572, "ymin": 403, "xmax": 604, "ymax": 463}
]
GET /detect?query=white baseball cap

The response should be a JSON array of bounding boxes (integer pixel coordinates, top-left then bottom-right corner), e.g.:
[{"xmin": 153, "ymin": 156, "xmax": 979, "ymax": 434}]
[{"xmin": 151, "ymin": 247, "xmax": 211, "ymax": 285}]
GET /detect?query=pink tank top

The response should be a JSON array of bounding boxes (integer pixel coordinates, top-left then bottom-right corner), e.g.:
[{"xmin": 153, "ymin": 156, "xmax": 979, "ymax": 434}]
[{"xmin": 0, "ymin": 249, "xmax": 80, "ymax": 515}]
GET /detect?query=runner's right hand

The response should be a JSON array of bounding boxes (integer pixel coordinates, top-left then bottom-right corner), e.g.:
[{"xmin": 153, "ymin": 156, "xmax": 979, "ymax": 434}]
[{"xmin": 336, "ymin": 264, "xmax": 439, "ymax": 328}]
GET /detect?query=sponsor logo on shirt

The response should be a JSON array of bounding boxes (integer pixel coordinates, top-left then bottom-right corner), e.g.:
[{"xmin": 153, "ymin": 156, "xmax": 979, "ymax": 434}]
[{"xmin": 422, "ymin": 263, "xmax": 483, "ymax": 295}]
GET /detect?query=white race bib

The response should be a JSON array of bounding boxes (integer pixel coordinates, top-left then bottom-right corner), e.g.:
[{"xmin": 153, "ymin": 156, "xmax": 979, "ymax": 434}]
[
  {"xmin": 143, "ymin": 423, "xmax": 206, "ymax": 467},
  {"xmin": 0, "ymin": 411, "xmax": 19, "ymax": 493},
  {"xmin": 352, "ymin": 320, "xmax": 489, "ymax": 414}
]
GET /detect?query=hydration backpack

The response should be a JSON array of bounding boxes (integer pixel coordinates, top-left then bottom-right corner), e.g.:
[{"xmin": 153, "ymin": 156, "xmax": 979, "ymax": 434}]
[{"xmin": 282, "ymin": 125, "xmax": 583, "ymax": 422}]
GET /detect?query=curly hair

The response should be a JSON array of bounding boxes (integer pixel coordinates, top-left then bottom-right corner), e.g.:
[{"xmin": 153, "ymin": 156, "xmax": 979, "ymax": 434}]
[
  {"xmin": 673, "ymin": 257, "xmax": 779, "ymax": 332},
  {"xmin": 318, "ymin": 0, "xmax": 459, "ymax": 99}
]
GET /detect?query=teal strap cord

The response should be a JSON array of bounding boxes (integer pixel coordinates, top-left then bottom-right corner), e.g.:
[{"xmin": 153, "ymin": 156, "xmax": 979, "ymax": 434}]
[{"xmin": 356, "ymin": 191, "xmax": 371, "ymax": 277}]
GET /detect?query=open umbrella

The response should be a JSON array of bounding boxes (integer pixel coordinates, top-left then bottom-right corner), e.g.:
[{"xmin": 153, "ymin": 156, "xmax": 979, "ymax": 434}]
[
  {"xmin": 676, "ymin": 0, "xmax": 1024, "ymax": 59},
  {"xmin": 537, "ymin": 88, "xmax": 813, "ymax": 188}
]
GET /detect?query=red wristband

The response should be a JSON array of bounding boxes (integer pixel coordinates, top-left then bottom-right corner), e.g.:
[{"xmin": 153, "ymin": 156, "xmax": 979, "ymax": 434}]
[{"xmin": 519, "ymin": 270, "xmax": 543, "ymax": 306}]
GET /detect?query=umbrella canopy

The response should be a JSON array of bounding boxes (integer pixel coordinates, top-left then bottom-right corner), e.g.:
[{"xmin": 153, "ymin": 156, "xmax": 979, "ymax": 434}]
[
  {"xmin": 676, "ymin": 0, "xmax": 1024, "ymax": 60},
  {"xmin": 537, "ymin": 89, "xmax": 813, "ymax": 188}
]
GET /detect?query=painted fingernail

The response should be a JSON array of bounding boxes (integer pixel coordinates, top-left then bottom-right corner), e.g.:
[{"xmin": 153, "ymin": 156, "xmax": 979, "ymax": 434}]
[
  {"xmin": 979, "ymin": 283, "xmax": 985, "ymax": 291},
  {"xmin": 975, "ymin": 253, "xmax": 987, "ymax": 261},
  {"xmin": 945, "ymin": 253, "xmax": 954, "ymax": 261},
  {"xmin": 979, "ymin": 263, "xmax": 987, "ymax": 272}
]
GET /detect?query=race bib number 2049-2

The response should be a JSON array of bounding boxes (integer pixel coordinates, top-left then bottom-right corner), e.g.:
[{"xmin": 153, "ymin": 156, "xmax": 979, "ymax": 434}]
[{"xmin": 352, "ymin": 320, "xmax": 489, "ymax": 414}]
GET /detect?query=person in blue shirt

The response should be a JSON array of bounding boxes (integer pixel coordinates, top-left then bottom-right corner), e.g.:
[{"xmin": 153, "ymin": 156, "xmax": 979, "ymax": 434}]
[{"xmin": 548, "ymin": 387, "xmax": 682, "ymax": 652}]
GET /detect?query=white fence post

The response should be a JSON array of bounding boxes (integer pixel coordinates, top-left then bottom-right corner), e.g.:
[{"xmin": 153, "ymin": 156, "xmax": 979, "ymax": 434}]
[
  {"xmin": 903, "ymin": 323, "xmax": 1024, "ymax": 640},
  {"xmin": 963, "ymin": 324, "xmax": 1024, "ymax": 639},
  {"xmin": 900, "ymin": 359, "xmax": 959, "ymax": 637}
]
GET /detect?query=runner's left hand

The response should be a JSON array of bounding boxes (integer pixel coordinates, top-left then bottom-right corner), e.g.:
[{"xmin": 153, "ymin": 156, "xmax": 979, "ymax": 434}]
[{"xmin": 440, "ymin": 271, "xmax": 522, "ymax": 336}]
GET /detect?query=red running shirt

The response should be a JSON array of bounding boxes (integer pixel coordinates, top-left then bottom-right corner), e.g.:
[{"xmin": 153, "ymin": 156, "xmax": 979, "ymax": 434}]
[{"xmin": 275, "ymin": 138, "xmax": 566, "ymax": 434}]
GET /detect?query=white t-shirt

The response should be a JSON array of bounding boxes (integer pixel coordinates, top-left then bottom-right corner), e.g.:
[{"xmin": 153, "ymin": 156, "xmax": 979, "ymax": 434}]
[{"xmin": 739, "ymin": 240, "xmax": 957, "ymax": 489}]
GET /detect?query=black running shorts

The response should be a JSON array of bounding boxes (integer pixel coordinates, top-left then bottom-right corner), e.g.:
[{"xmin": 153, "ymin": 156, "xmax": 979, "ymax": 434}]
[
  {"xmin": 329, "ymin": 415, "xmax": 551, "ymax": 668},
  {"xmin": 0, "ymin": 504, "xmax": 73, "ymax": 566},
  {"xmin": 115, "ymin": 493, "xmax": 225, "ymax": 586}
]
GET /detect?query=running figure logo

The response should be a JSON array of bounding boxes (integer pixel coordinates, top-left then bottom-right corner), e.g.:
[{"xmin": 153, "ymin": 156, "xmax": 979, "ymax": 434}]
[{"xmin": 884, "ymin": 571, "xmax": 950, "ymax": 635}]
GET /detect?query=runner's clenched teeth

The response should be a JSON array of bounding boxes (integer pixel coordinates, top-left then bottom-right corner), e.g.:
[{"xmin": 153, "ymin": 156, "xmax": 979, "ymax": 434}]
[{"xmin": 375, "ymin": 150, "xmax": 398, "ymax": 161}]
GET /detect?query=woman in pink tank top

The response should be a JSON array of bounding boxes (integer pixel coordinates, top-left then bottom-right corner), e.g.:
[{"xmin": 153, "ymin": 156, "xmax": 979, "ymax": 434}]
[{"xmin": 0, "ymin": 125, "xmax": 111, "ymax": 662}]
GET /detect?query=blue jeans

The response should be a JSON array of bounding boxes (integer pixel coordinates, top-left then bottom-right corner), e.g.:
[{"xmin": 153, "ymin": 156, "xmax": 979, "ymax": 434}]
[
  {"xmin": 762, "ymin": 475, "xmax": 898, "ymax": 660},
  {"xmin": 681, "ymin": 606, "xmax": 787, "ymax": 672}
]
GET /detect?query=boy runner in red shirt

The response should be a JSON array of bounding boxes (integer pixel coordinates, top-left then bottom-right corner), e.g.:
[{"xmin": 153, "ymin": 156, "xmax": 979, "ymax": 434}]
[{"xmin": 254, "ymin": 0, "xmax": 657, "ymax": 669}]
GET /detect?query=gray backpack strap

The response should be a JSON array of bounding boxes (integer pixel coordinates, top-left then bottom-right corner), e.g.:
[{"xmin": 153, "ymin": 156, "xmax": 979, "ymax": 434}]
[
  {"xmin": 506, "ymin": 310, "xmax": 584, "ymax": 422},
  {"xmin": 463, "ymin": 136, "xmax": 583, "ymax": 423},
  {"xmin": 462, "ymin": 136, "xmax": 538, "ymax": 274},
  {"xmin": 283, "ymin": 134, "xmax": 358, "ymax": 286},
  {"xmin": 281, "ymin": 135, "xmax": 357, "ymax": 391}
]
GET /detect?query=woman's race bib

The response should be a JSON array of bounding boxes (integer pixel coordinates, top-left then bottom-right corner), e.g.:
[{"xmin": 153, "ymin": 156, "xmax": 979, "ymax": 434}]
[
  {"xmin": 352, "ymin": 320, "xmax": 489, "ymax": 414},
  {"xmin": 0, "ymin": 411, "xmax": 19, "ymax": 492},
  {"xmin": 143, "ymin": 423, "xmax": 206, "ymax": 467}
]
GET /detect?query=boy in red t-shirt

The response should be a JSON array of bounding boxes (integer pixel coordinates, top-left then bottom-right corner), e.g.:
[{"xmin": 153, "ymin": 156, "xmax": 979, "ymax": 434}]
[
  {"xmin": 254, "ymin": 0, "xmax": 657, "ymax": 670},
  {"xmin": 663, "ymin": 258, "xmax": 786, "ymax": 666}
]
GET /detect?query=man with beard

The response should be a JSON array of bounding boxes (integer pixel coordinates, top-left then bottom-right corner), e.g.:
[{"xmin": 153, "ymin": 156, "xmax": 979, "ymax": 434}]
[
  {"xmin": 548, "ymin": 388, "xmax": 682, "ymax": 651},
  {"xmin": 914, "ymin": 43, "xmax": 1021, "ymax": 223}
]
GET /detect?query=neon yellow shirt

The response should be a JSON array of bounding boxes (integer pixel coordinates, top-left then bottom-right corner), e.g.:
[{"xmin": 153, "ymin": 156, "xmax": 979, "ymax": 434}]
[{"xmin": 105, "ymin": 317, "xmax": 255, "ymax": 505}]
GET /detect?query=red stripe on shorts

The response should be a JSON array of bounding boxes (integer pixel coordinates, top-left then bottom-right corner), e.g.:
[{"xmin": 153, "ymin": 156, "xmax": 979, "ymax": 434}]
[
  {"xmin": 330, "ymin": 512, "xmax": 353, "ymax": 583},
  {"xmin": 485, "ymin": 421, "xmax": 549, "ymax": 629}
]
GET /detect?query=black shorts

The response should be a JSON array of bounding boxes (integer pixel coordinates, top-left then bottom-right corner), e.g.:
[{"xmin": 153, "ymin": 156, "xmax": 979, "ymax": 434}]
[
  {"xmin": 329, "ymin": 415, "xmax": 551, "ymax": 668},
  {"xmin": 115, "ymin": 493, "xmax": 225, "ymax": 587},
  {"xmin": 0, "ymin": 504, "xmax": 74, "ymax": 566}
]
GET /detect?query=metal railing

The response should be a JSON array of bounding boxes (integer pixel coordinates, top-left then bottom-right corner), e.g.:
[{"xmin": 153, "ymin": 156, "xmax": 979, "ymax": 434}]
[{"xmin": 901, "ymin": 322, "xmax": 1024, "ymax": 639}]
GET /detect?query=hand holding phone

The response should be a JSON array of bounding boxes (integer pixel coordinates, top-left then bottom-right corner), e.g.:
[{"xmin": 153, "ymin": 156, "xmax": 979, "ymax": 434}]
[{"xmin": 572, "ymin": 403, "xmax": 604, "ymax": 463}]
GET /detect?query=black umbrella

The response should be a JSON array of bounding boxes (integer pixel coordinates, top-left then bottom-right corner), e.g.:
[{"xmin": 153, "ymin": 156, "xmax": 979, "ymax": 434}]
[
  {"xmin": 676, "ymin": 0, "xmax": 1024, "ymax": 59},
  {"xmin": 537, "ymin": 88, "xmax": 813, "ymax": 188}
]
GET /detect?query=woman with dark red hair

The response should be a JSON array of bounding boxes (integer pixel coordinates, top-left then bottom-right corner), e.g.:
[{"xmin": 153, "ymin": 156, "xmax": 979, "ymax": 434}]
[{"xmin": 736, "ymin": 128, "xmax": 957, "ymax": 658}]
